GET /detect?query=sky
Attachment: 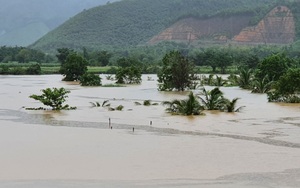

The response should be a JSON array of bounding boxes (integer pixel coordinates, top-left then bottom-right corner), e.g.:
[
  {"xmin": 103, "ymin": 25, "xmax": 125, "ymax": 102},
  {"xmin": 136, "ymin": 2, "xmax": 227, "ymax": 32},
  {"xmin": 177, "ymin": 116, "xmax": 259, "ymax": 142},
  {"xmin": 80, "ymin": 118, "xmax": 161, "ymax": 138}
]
[{"xmin": 0, "ymin": 0, "xmax": 119, "ymax": 46}]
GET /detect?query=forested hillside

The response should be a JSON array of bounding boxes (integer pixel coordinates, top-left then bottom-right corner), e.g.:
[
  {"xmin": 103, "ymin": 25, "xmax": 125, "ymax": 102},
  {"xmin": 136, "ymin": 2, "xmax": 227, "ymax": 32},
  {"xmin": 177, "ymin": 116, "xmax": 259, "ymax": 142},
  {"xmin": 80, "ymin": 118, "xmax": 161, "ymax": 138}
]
[
  {"xmin": 30, "ymin": 0, "xmax": 300, "ymax": 52},
  {"xmin": 0, "ymin": 0, "xmax": 119, "ymax": 46}
]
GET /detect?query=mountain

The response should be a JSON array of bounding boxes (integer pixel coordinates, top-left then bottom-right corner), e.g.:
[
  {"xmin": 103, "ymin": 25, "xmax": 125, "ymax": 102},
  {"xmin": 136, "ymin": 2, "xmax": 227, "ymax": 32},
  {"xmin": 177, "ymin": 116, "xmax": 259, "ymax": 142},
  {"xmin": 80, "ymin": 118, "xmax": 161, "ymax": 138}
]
[
  {"xmin": 0, "ymin": 0, "xmax": 119, "ymax": 46},
  {"xmin": 30, "ymin": 0, "xmax": 300, "ymax": 52}
]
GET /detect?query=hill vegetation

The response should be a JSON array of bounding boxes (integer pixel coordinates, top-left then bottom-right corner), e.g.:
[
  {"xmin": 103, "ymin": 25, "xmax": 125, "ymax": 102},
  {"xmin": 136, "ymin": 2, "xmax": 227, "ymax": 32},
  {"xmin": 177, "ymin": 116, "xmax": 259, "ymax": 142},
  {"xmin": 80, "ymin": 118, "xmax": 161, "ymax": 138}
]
[{"xmin": 31, "ymin": 0, "xmax": 292, "ymax": 52}]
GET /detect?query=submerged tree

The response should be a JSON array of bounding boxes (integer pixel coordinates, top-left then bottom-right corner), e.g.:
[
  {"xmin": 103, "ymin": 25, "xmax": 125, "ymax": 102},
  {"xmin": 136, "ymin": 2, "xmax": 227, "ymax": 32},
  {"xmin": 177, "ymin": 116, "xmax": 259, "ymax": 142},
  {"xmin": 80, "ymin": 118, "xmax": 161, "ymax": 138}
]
[
  {"xmin": 80, "ymin": 72, "xmax": 102, "ymax": 86},
  {"xmin": 90, "ymin": 100, "xmax": 110, "ymax": 107},
  {"xmin": 115, "ymin": 66, "xmax": 142, "ymax": 84},
  {"xmin": 223, "ymin": 98, "xmax": 244, "ymax": 112},
  {"xmin": 238, "ymin": 68, "xmax": 253, "ymax": 89},
  {"xmin": 29, "ymin": 87, "xmax": 75, "ymax": 110},
  {"xmin": 251, "ymin": 75, "xmax": 273, "ymax": 93},
  {"xmin": 158, "ymin": 51, "xmax": 195, "ymax": 91},
  {"xmin": 162, "ymin": 92, "xmax": 204, "ymax": 115},
  {"xmin": 198, "ymin": 87, "xmax": 226, "ymax": 110},
  {"xmin": 115, "ymin": 57, "xmax": 142, "ymax": 84},
  {"xmin": 60, "ymin": 52, "xmax": 88, "ymax": 81},
  {"xmin": 256, "ymin": 53, "xmax": 291, "ymax": 81},
  {"xmin": 267, "ymin": 68, "xmax": 300, "ymax": 103}
]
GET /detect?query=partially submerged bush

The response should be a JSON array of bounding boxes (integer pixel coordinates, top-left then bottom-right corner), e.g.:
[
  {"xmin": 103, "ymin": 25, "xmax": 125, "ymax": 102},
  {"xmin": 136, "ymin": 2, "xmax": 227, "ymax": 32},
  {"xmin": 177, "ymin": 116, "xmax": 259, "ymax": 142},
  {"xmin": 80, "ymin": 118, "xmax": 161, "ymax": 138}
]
[
  {"xmin": 80, "ymin": 73, "xmax": 101, "ymax": 86},
  {"xmin": 29, "ymin": 87, "xmax": 76, "ymax": 110},
  {"xmin": 116, "ymin": 105, "xmax": 124, "ymax": 111},
  {"xmin": 143, "ymin": 100, "xmax": 152, "ymax": 106}
]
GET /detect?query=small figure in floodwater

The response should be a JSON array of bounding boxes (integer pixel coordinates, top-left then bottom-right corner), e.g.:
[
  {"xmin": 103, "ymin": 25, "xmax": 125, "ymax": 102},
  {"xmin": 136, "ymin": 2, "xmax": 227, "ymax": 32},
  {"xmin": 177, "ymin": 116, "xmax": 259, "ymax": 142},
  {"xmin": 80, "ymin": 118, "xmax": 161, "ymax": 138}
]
[
  {"xmin": 133, "ymin": 127, "xmax": 135, "ymax": 132},
  {"xmin": 150, "ymin": 121, "xmax": 152, "ymax": 126},
  {"xmin": 111, "ymin": 126, "xmax": 112, "ymax": 129}
]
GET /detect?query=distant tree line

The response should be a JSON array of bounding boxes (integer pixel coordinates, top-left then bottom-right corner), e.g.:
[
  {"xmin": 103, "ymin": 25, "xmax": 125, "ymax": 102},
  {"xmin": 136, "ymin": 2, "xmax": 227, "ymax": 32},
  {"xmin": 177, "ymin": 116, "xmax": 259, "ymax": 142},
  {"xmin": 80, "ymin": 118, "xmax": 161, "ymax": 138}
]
[
  {"xmin": 1, "ymin": 41, "xmax": 300, "ymax": 82},
  {"xmin": 0, "ymin": 46, "xmax": 54, "ymax": 63}
]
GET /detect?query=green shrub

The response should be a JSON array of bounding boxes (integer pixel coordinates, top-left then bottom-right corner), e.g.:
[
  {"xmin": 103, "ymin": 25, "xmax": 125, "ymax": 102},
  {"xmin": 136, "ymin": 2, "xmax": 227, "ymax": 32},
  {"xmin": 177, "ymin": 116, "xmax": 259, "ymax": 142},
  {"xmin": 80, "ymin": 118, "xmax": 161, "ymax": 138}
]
[
  {"xmin": 80, "ymin": 73, "xmax": 101, "ymax": 86},
  {"xmin": 29, "ymin": 87, "xmax": 76, "ymax": 110},
  {"xmin": 26, "ymin": 63, "xmax": 41, "ymax": 75}
]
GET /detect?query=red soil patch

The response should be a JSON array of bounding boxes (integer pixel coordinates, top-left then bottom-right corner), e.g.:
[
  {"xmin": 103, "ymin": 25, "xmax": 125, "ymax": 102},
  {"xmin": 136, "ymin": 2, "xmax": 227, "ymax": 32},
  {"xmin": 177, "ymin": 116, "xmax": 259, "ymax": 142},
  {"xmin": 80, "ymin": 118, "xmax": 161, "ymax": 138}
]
[{"xmin": 149, "ymin": 6, "xmax": 295, "ymax": 45}]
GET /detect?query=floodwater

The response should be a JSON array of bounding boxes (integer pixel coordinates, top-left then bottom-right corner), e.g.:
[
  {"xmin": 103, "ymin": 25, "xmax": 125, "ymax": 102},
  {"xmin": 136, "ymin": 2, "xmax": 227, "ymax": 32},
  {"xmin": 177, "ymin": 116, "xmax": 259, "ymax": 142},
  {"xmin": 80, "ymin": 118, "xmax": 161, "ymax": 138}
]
[{"xmin": 0, "ymin": 74, "xmax": 299, "ymax": 188}]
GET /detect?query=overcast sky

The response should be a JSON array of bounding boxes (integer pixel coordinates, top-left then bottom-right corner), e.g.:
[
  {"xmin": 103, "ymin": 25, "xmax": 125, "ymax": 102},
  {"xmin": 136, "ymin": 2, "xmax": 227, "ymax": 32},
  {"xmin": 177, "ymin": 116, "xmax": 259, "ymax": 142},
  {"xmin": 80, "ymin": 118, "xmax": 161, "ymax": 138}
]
[{"xmin": 0, "ymin": 0, "xmax": 120, "ymax": 46}]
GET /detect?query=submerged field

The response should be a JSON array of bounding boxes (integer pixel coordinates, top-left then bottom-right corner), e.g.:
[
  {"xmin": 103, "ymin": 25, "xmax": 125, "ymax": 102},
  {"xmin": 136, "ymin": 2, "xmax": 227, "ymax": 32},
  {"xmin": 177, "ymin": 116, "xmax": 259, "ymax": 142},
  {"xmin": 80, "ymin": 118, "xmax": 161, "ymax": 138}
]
[{"xmin": 0, "ymin": 74, "xmax": 299, "ymax": 188}]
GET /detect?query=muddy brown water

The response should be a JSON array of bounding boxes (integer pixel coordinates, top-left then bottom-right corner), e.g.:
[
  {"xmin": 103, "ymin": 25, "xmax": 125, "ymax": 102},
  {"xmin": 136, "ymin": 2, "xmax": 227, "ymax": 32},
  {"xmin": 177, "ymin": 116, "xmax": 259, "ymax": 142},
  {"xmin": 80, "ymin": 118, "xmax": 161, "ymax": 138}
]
[{"xmin": 0, "ymin": 75, "xmax": 299, "ymax": 188}]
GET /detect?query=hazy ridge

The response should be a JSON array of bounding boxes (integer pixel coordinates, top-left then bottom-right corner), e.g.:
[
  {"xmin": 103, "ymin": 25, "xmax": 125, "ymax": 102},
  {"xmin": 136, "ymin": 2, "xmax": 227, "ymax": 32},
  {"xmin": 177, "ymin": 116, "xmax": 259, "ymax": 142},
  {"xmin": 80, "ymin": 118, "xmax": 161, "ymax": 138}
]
[{"xmin": 0, "ymin": 0, "xmax": 119, "ymax": 46}]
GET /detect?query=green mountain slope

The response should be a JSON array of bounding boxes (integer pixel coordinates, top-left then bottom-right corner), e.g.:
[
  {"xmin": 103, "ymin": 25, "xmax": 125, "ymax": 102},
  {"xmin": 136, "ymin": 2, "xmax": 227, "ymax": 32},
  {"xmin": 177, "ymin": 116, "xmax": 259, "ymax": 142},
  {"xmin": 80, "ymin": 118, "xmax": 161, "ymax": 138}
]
[{"xmin": 31, "ymin": 0, "xmax": 299, "ymax": 52}]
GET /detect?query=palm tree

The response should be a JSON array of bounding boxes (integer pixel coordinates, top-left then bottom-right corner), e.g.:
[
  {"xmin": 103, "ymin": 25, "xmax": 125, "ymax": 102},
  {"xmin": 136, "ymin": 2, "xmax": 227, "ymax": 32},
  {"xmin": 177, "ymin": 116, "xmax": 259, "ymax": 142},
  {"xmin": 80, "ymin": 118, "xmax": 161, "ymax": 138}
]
[
  {"xmin": 162, "ymin": 92, "xmax": 204, "ymax": 115},
  {"xmin": 162, "ymin": 99, "xmax": 182, "ymax": 114},
  {"xmin": 227, "ymin": 74, "xmax": 239, "ymax": 86},
  {"xmin": 215, "ymin": 75, "xmax": 227, "ymax": 86},
  {"xmin": 223, "ymin": 98, "xmax": 244, "ymax": 112},
  {"xmin": 251, "ymin": 75, "xmax": 273, "ymax": 93},
  {"xmin": 198, "ymin": 87, "xmax": 226, "ymax": 110},
  {"xmin": 90, "ymin": 100, "xmax": 110, "ymax": 107},
  {"xmin": 238, "ymin": 68, "xmax": 253, "ymax": 89}
]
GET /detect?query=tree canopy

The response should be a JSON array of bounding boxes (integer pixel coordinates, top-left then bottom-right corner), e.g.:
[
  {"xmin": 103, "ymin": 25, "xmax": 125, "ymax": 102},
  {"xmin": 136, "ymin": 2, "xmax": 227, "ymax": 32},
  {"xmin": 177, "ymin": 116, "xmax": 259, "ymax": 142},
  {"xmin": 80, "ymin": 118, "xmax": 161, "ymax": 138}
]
[
  {"xmin": 115, "ymin": 57, "xmax": 142, "ymax": 84},
  {"xmin": 29, "ymin": 87, "xmax": 75, "ymax": 110},
  {"xmin": 255, "ymin": 53, "xmax": 292, "ymax": 81},
  {"xmin": 158, "ymin": 51, "xmax": 195, "ymax": 91},
  {"xmin": 59, "ymin": 52, "xmax": 88, "ymax": 81}
]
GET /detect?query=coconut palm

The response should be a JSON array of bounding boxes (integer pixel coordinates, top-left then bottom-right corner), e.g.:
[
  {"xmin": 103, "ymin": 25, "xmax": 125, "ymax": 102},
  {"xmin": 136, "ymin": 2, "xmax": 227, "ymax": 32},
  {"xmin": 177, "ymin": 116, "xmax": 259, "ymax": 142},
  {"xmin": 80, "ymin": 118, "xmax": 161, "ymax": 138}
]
[
  {"xmin": 238, "ymin": 68, "xmax": 253, "ymax": 89},
  {"xmin": 227, "ymin": 74, "xmax": 239, "ymax": 86},
  {"xmin": 215, "ymin": 75, "xmax": 227, "ymax": 86},
  {"xmin": 251, "ymin": 75, "xmax": 273, "ymax": 93},
  {"xmin": 162, "ymin": 92, "xmax": 204, "ymax": 115},
  {"xmin": 198, "ymin": 87, "xmax": 226, "ymax": 110},
  {"xmin": 90, "ymin": 100, "xmax": 110, "ymax": 107},
  {"xmin": 203, "ymin": 74, "xmax": 215, "ymax": 86},
  {"xmin": 162, "ymin": 99, "xmax": 182, "ymax": 114},
  {"xmin": 223, "ymin": 98, "xmax": 244, "ymax": 112}
]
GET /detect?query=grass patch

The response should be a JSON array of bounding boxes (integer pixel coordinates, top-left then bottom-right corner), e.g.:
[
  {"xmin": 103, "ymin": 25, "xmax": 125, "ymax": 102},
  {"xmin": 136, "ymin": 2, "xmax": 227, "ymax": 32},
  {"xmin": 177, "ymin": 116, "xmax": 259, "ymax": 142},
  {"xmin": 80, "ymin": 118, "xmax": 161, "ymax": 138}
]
[
  {"xmin": 87, "ymin": 66, "xmax": 113, "ymax": 74},
  {"xmin": 102, "ymin": 84, "xmax": 125, "ymax": 87}
]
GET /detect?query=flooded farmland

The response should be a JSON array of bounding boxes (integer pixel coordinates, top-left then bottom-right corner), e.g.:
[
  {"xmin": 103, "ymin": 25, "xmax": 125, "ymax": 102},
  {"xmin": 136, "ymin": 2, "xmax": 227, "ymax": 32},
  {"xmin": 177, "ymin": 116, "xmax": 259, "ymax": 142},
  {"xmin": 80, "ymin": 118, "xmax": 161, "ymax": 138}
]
[{"xmin": 0, "ymin": 74, "xmax": 299, "ymax": 188}]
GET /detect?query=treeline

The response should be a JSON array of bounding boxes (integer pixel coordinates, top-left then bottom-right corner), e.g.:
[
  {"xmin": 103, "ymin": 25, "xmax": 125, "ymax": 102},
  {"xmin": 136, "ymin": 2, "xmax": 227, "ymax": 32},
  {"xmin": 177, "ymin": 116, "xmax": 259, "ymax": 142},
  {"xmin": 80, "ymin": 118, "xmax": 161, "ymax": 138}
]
[
  {"xmin": 190, "ymin": 45, "xmax": 300, "ymax": 74},
  {"xmin": 0, "ymin": 46, "xmax": 54, "ymax": 63},
  {"xmin": 1, "ymin": 41, "xmax": 300, "ymax": 75}
]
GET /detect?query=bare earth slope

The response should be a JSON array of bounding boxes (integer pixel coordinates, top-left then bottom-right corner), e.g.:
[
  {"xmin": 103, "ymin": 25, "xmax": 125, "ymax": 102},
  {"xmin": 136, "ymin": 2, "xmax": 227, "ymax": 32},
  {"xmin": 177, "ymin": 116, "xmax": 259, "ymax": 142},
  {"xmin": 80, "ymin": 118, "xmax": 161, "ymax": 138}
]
[
  {"xmin": 150, "ymin": 6, "xmax": 295, "ymax": 45},
  {"xmin": 149, "ymin": 15, "xmax": 253, "ymax": 44},
  {"xmin": 233, "ymin": 6, "xmax": 295, "ymax": 44}
]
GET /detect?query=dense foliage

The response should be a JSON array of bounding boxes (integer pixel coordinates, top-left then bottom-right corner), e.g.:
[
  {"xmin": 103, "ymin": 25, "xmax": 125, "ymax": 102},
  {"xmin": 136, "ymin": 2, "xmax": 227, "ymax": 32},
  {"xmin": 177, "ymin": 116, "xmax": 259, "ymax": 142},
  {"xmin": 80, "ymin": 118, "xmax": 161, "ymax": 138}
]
[
  {"xmin": 267, "ymin": 68, "xmax": 300, "ymax": 103},
  {"xmin": 80, "ymin": 73, "xmax": 102, "ymax": 86},
  {"xmin": 158, "ymin": 51, "xmax": 195, "ymax": 91},
  {"xmin": 26, "ymin": 63, "xmax": 41, "ymax": 75},
  {"xmin": 0, "ymin": 46, "xmax": 52, "ymax": 63},
  {"xmin": 162, "ymin": 88, "xmax": 243, "ymax": 115},
  {"xmin": 29, "ymin": 87, "xmax": 75, "ymax": 110},
  {"xmin": 162, "ymin": 92, "xmax": 204, "ymax": 115},
  {"xmin": 114, "ymin": 57, "xmax": 142, "ymax": 84},
  {"xmin": 255, "ymin": 53, "xmax": 292, "ymax": 81},
  {"xmin": 59, "ymin": 52, "xmax": 88, "ymax": 81}
]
